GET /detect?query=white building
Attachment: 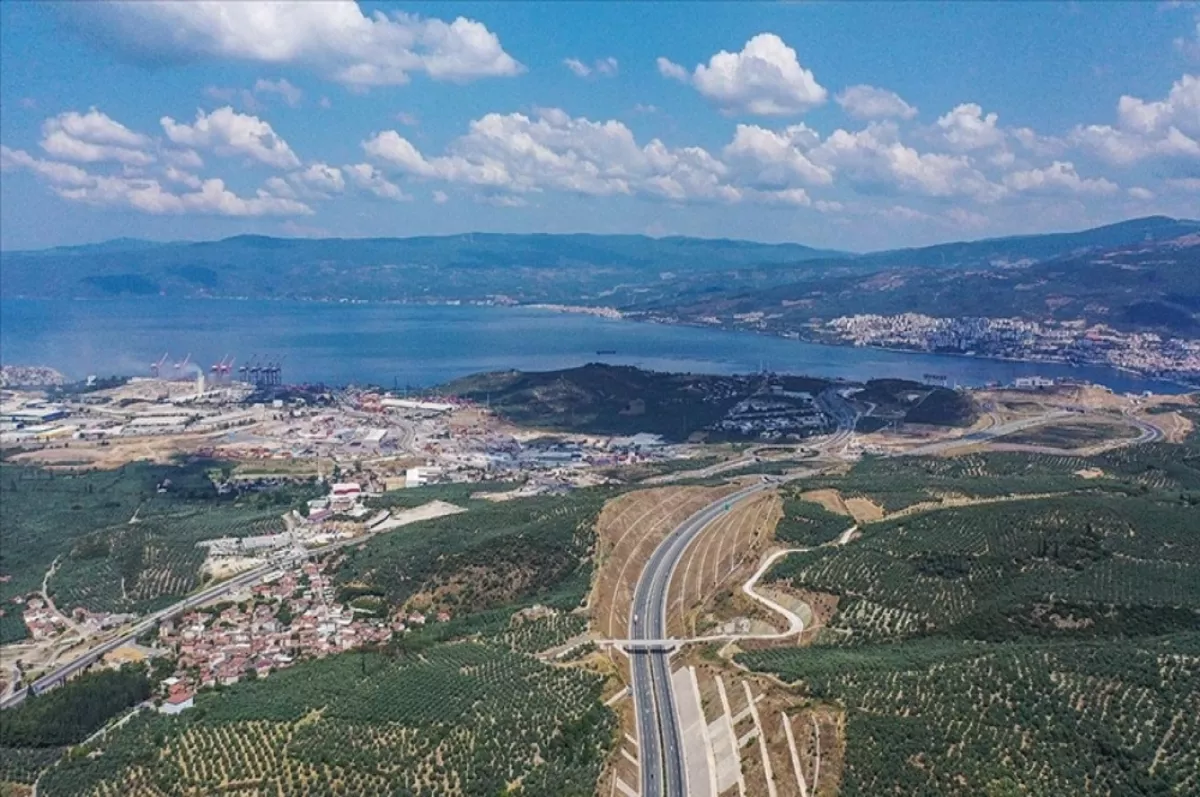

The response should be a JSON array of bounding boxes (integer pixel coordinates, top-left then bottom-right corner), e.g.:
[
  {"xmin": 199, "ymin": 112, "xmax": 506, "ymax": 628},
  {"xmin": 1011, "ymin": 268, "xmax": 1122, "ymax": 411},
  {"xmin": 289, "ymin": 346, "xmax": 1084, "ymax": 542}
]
[{"xmin": 159, "ymin": 691, "xmax": 194, "ymax": 715}]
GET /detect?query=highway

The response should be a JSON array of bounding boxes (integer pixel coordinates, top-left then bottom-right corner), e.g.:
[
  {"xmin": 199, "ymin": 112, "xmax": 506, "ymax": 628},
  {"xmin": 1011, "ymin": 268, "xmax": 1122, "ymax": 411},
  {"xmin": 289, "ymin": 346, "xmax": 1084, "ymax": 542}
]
[{"xmin": 629, "ymin": 482, "xmax": 767, "ymax": 797}]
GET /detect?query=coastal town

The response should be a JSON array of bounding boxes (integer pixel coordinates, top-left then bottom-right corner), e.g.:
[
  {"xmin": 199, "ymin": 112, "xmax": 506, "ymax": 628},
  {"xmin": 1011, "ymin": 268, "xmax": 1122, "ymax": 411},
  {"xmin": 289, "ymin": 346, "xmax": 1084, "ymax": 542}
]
[{"xmin": 817, "ymin": 314, "xmax": 1200, "ymax": 385}]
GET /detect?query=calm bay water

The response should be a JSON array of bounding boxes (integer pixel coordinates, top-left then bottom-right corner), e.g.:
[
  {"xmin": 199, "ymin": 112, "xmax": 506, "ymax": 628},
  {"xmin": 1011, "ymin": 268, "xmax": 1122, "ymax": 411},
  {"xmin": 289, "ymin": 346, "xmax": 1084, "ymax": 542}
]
[{"xmin": 0, "ymin": 299, "xmax": 1189, "ymax": 394}]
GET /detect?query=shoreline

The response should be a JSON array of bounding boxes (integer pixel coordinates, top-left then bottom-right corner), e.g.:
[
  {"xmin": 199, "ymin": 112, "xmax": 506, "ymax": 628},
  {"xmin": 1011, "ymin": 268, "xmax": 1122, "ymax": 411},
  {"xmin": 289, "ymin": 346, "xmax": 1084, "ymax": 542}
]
[
  {"xmin": 614, "ymin": 314, "xmax": 1199, "ymax": 392},
  {"xmin": 2, "ymin": 297, "xmax": 1195, "ymax": 394}
]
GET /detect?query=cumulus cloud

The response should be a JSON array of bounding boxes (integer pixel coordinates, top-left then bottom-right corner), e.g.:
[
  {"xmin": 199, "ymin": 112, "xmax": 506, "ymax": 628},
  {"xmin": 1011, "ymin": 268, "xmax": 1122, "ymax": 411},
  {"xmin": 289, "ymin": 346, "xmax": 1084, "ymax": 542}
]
[
  {"xmin": 723, "ymin": 123, "xmax": 833, "ymax": 186},
  {"xmin": 1002, "ymin": 161, "xmax": 1120, "ymax": 196},
  {"xmin": 363, "ymin": 107, "xmax": 838, "ymax": 206},
  {"xmin": 1070, "ymin": 74, "xmax": 1200, "ymax": 164},
  {"xmin": 39, "ymin": 108, "xmax": 154, "ymax": 166},
  {"xmin": 293, "ymin": 162, "xmax": 345, "ymax": 195},
  {"xmin": 564, "ymin": 56, "xmax": 618, "ymax": 78},
  {"xmin": 660, "ymin": 34, "xmax": 827, "ymax": 116},
  {"xmin": 265, "ymin": 162, "xmax": 346, "ymax": 200},
  {"xmin": 161, "ymin": 107, "xmax": 300, "ymax": 169},
  {"xmin": 1127, "ymin": 186, "xmax": 1154, "ymax": 200},
  {"xmin": 936, "ymin": 103, "xmax": 1005, "ymax": 151},
  {"xmin": 78, "ymin": 2, "xmax": 523, "ymax": 87},
  {"xmin": 836, "ymin": 85, "xmax": 917, "ymax": 120},
  {"xmin": 2, "ymin": 145, "xmax": 93, "ymax": 186},
  {"xmin": 1, "ymin": 145, "xmax": 311, "ymax": 216},
  {"xmin": 344, "ymin": 162, "xmax": 408, "ymax": 200},
  {"xmin": 813, "ymin": 122, "xmax": 1004, "ymax": 201},
  {"xmin": 1116, "ymin": 74, "xmax": 1199, "ymax": 136}
]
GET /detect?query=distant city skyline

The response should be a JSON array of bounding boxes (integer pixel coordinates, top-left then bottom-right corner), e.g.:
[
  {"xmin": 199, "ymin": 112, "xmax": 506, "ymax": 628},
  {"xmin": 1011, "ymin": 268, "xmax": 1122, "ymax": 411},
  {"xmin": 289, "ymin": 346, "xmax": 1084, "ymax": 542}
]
[{"xmin": 1, "ymin": 0, "xmax": 1198, "ymax": 251}]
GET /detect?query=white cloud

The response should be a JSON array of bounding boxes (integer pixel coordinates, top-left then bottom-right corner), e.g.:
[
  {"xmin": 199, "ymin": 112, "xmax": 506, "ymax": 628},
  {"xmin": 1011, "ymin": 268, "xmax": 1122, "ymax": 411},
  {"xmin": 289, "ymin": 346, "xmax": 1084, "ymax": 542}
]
[
  {"xmin": 2, "ymin": 145, "xmax": 92, "ymax": 186},
  {"xmin": 1070, "ymin": 123, "xmax": 1200, "ymax": 165},
  {"xmin": 164, "ymin": 166, "xmax": 203, "ymax": 189},
  {"xmin": 564, "ymin": 58, "xmax": 591, "ymax": 78},
  {"xmin": 656, "ymin": 57, "xmax": 689, "ymax": 82},
  {"xmin": 82, "ymin": 2, "xmax": 523, "ymax": 87},
  {"xmin": 936, "ymin": 103, "xmax": 1005, "ymax": 151},
  {"xmin": 432, "ymin": 189, "xmax": 449, "ymax": 204},
  {"xmin": 1116, "ymin": 74, "xmax": 1199, "ymax": 136},
  {"xmin": 595, "ymin": 57, "xmax": 619, "ymax": 77},
  {"xmin": 944, "ymin": 207, "xmax": 989, "ymax": 229},
  {"xmin": 344, "ymin": 162, "xmax": 408, "ymax": 200},
  {"xmin": 836, "ymin": 85, "xmax": 917, "ymax": 120},
  {"xmin": 293, "ymin": 162, "xmax": 345, "ymax": 195},
  {"xmin": 163, "ymin": 148, "xmax": 204, "ymax": 169},
  {"xmin": 723, "ymin": 123, "xmax": 833, "ymax": 186},
  {"xmin": 812, "ymin": 122, "xmax": 1004, "ymax": 201},
  {"xmin": 1003, "ymin": 161, "xmax": 1119, "ymax": 196},
  {"xmin": 253, "ymin": 78, "xmax": 303, "ymax": 107},
  {"xmin": 478, "ymin": 193, "xmax": 528, "ymax": 208},
  {"xmin": 879, "ymin": 204, "xmax": 933, "ymax": 222},
  {"xmin": 1012, "ymin": 127, "xmax": 1067, "ymax": 157},
  {"xmin": 161, "ymin": 107, "xmax": 300, "ymax": 169},
  {"xmin": 204, "ymin": 85, "xmax": 258, "ymax": 111},
  {"xmin": 1127, "ymin": 186, "xmax": 1155, "ymax": 200},
  {"xmin": 661, "ymin": 34, "xmax": 827, "ymax": 116},
  {"xmin": 564, "ymin": 56, "xmax": 619, "ymax": 78},
  {"xmin": 1, "ymin": 145, "xmax": 311, "ymax": 216},
  {"xmin": 39, "ymin": 108, "xmax": 154, "ymax": 166},
  {"xmin": 365, "ymin": 108, "xmax": 758, "ymax": 205},
  {"xmin": 1071, "ymin": 74, "xmax": 1200, "ymax": 164},
  {"xmin": 394, "ymin": 111, "xmax": 420, "ymax": 127}
]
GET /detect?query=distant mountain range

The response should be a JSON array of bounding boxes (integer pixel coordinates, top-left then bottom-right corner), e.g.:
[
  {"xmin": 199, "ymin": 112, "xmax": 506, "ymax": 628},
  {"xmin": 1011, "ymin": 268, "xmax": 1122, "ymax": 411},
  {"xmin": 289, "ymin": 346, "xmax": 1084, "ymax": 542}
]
[{"xmin": 1, "ymin": 216, "xmax": 1197, "ymax": 333}]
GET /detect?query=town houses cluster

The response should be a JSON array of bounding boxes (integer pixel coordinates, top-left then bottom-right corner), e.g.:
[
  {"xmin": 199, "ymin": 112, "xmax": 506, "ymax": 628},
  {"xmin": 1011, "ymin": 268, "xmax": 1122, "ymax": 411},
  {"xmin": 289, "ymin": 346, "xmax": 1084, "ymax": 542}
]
[{"xmin": 824, "ymin": 314, "xmax": 1200, "ymax": 384}]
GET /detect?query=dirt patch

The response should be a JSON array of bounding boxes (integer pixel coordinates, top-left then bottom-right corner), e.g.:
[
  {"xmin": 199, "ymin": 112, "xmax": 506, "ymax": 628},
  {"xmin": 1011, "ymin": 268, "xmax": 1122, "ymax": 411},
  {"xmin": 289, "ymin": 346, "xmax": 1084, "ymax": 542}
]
[
  {"xmin": 669, "ymin": 491, "xmax": 783, "ymax": 638},
  {"xmin": 800, "ymin": 489, "xmax": 851, "ymax": 517},
  {"xmin": 201, "ymin": 555, "xmax": 263, "ymax": 582},
  {"xmin": 1150, "ymin": 410, "xmax": 1194, "ymax": 444},
  {"xmin": 844, "ymin": 497, "xmax": 884, "ymax": 523},
  {"xmin": 1074, "ymin": 467, "xmax": 1105, "ymax": 480},
  {"xmin": 371, "ymin": 500, "xmax": 466, "ymax": 531}
]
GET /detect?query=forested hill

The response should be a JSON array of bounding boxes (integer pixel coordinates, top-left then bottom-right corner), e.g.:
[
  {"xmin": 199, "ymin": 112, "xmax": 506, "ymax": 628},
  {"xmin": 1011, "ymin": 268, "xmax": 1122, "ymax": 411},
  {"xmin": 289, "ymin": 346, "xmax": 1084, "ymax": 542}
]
[
  {"xmin": 0, "ymin": 232, "xmax": 843, "ymax": 302},
  {"xmin": 657, "ymin": 232, "xmax": 1200, "ymax": 335},
  {"xmin": 1, "ymin": 216, "xmax": 1194, "ymax": 307}
]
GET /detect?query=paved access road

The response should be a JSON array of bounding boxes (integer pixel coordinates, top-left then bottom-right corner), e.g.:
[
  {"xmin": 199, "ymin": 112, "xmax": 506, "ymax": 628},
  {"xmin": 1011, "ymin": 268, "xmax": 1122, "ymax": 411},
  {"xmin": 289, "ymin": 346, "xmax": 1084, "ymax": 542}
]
[{"xmin": 630, "ymin": 482, "xmax": 767, "ymax": 797}]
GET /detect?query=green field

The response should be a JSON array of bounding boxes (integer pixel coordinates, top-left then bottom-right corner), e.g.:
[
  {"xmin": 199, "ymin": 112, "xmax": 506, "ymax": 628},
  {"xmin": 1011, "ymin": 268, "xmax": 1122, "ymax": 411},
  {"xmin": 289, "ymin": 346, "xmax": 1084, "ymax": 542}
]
[
  {"xmin": 799, "ymin": 441, "xmax": 1200, "ymax": 515},
  {"xmin": 742, "ymin": 436, "xmax": 1200, "ymax": 796},
  {"xmin": 997, "ymin": 420, "xmax": 1142, "ymax": 449},
  {"xmin": 773, "ymin": 490, "xmax": 850, "ymax": 547},
  {"xmin": 338, "ymin": 489, "xmax": 613, "ymax": 617},
  {"xmin": 742, "ymin": 634, "xmax": 1199, "ymax": 796},
  {"xmin": 0, "ymin": 460, "xmax": 318, "ymax": 641},
  {"xmin": 36, "ymin": 643, "xmax": 613, "ymax": 797}
]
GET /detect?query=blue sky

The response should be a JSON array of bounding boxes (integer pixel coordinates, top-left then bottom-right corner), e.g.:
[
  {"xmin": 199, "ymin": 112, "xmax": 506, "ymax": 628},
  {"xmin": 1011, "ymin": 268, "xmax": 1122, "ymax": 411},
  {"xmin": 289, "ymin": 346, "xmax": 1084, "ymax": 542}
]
[{"xmin": 1, "ymin": 1, "xmax": 1198, "ymax": 251}]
